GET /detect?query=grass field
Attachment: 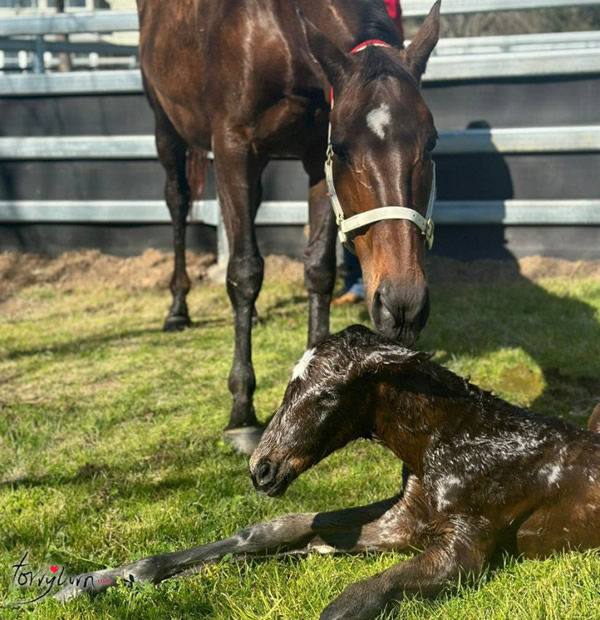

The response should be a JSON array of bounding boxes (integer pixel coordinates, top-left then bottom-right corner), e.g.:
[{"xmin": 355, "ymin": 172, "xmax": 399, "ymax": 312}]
[{"xmin": 1, "ymin": 252, "xmax": 600, "ymax": 619}]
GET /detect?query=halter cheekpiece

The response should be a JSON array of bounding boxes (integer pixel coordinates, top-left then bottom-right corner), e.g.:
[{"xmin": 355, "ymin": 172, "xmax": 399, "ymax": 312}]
[{"xmin": 325, "ymin": 39, "xmax": 436, "ymax": 252}]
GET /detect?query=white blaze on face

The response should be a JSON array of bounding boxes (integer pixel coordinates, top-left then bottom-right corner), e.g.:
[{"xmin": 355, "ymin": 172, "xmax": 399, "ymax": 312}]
[
  {"xmin": 366, "ymin": 103, "xmax": 392, "ymax": 140},
  {"xmin": 291, "ymin": 347, "xmax": 316, "ymax": 381}
]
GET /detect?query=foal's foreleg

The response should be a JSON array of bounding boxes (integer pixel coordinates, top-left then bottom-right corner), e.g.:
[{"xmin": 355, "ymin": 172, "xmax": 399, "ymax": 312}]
[
  {"xmin": 53, "ymin": 493, "xmax": 416, "ymax": 603},
  {"xmin": 320, "ymin": 515, "xmax": 494, "ymax": 620}
]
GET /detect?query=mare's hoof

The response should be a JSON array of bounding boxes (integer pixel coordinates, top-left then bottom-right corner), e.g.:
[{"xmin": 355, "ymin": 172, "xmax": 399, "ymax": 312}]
[
  {"xmin": 163, "ymin": 315, "xmax": 191, "ymax": 331},
  {"xmin": 223, "ymin": 426, "xmax": 264, "ymax": 455}
]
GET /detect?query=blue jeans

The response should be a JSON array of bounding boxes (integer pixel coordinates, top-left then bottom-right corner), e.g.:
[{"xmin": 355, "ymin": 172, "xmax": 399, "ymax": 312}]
[{"xmin": 343, "ymin": 249, "xmax": 365, "ymax": 298}]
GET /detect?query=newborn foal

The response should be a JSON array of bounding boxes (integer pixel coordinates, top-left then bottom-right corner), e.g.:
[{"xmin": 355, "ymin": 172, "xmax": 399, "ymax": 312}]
[{"xmin": 55, "ymin": 325, "xmax": 600, "ymax": 619}]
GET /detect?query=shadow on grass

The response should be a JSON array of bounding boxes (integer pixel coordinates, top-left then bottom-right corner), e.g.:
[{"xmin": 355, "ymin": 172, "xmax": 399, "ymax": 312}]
[
  {"xmin": 356, "ymin": 275, "xmax": 600, "ymax": 425},
  {"xmin": 2, "ymin": 316, "xmax": 231, "ymax": 362},
  {"xmin": 3, "ymin": 327, "xmax": 159, "ymax": 361}
]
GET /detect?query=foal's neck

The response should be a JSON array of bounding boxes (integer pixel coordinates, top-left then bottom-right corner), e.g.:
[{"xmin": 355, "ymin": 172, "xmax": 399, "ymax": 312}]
[{"xmin": 371, "ymin": 373, "xmax": 471, "ymax": 478}]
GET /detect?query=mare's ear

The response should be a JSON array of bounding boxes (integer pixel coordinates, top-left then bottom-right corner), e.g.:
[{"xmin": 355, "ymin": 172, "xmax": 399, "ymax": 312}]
[
  {"xmin": 298, "ymin": 10, "xmax": 353, "ymax": 95},
  {"xmin": 402, "ymin": 0, "xmax": 441, "ymax": 83}
]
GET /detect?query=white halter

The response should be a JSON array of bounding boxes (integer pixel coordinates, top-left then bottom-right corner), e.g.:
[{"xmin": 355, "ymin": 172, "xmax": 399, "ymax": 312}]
[{"xmin": 324, "ymin": 40, "xmax": 436, "ymax": 253}]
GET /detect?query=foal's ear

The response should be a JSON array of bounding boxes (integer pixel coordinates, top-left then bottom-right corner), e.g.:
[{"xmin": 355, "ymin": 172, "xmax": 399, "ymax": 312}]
[
  {"xmin": 298, "ymin": 11, "xmax": 353, "ymax": 95},
  {"xmin": 356, "ymin": 346, "xmax": 432, "ymax": 376},
  {"xmin": 402, "ymin": 0, "xmax": 441, "ymax": 83},
  {"xmin": 588, "ymin": 403, "xmax": 600, "ymax": 434}
]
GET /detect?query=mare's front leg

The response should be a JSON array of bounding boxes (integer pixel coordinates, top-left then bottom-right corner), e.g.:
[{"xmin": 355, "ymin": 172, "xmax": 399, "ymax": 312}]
[
  {"xmin": 321, "ymin": 514, "xmax": 494, "ymax": 620},
  {"xmin": 212, "ymin": 131, "xmax": 266, "ymax": 453},
  {"xmin": 302, "ymin": 152, "xmax": 337, "ymax": 346}
]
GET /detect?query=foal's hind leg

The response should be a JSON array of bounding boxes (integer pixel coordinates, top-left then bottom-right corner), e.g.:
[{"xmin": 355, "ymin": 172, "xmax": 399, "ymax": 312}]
[
  {"xmin": 321, "ymin": 514, "xmax": 494, "ymax": 620},
  {"xmin": 146, "ymin": 83, "xmax": 194, "ymax": 331},
  {"xmin": 211, "ymin": 129, "xmax": 266, "ymax": 453}
]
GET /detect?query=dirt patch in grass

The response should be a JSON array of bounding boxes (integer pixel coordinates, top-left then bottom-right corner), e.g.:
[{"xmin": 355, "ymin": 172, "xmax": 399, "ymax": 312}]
[
  {"xmin": 2, "ymin": 250, "xmax": 600, "ymax": 301},
  {"xmin": 427, "ymin": 255, "xmax": 600, "ymax": 285},
  {"xmin": 0, "ymin": 249, "xmax": 215, "ymax": 300}
]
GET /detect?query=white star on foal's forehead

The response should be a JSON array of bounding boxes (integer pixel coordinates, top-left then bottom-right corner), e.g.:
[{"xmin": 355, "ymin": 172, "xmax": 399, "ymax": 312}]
[
  {"xmin": 366, "ymin": 103, "xmax": 392, "ymax": 140},
  {"xmin": 291, "ymin": 347, "xmax": 316, "ymax": 381}
]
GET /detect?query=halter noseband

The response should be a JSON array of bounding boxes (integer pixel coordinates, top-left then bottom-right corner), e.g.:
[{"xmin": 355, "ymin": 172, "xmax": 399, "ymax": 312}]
[{"xmin": 325, "ymin": 40, "xmax": 436, "ymax": 252}]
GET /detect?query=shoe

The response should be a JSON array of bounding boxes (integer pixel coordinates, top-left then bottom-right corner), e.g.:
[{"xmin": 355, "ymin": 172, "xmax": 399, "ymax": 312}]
[{"xmin": 332, "ymin": 291, "xmax": 364, "ymax": 306}]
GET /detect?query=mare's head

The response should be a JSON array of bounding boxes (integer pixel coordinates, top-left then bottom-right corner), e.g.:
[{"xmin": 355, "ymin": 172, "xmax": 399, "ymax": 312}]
[
  {"xmin": 305, "ymin": 1, "xmax": 441, "ymax": 346},
  {"xmin": 249, "ymin": 325, "xmax": 426, "ymax": 496}
]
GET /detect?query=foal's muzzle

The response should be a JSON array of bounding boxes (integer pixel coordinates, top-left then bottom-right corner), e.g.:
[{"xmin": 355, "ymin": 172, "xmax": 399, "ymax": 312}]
[{"xmin": 249, "ymin": 458, "xmax": 295, "ymax": 497}]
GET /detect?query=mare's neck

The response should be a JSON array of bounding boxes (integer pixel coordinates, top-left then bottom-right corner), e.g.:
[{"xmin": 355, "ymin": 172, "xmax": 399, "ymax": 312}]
[{"xmin": 308, "ymin": 0, "xmax": 403, "ymax": 51}]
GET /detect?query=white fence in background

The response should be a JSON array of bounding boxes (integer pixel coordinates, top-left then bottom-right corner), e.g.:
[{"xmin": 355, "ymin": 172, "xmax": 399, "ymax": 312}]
[{"xmin": 0, "ymin": 0, "xmax": 599, "ymax": 261}]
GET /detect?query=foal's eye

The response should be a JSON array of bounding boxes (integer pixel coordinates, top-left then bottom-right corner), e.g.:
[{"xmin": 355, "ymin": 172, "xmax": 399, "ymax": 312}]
[{"xmin": 318, "ymin": 389, "xmax": 337, "ymax": 407}]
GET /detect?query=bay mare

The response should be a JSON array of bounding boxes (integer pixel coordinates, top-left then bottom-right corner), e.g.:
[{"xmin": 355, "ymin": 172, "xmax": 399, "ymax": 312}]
[{"xmin": 136, "ymin": 0, "xmax": 441, "ymax": 450}]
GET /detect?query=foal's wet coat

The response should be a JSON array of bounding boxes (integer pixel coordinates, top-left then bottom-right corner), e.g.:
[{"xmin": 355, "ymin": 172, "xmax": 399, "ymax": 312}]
[{"xmin": 55, "ymin": 325, "xmax": 600, "ymax": 619}]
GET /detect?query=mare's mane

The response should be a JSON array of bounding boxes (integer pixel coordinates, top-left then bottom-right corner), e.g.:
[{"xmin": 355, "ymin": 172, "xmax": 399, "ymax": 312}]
[{"xmin": 350, "ymin": 0, "xmax": 404, "ymax": 48}]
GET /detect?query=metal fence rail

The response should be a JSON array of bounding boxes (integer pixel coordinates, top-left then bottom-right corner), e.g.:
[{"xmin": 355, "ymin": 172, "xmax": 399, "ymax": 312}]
[
  {"xmin": 1, "ymin": 126, "xmax": 599, "ymax": 159},
  {"xmin": 402, "ymin": 0, "xmax": 600, "ymax": 16},
  {"xmin": 0, "ymin": 12, "xmax": 138, "ymax": 37},
  {"xmin": 2, "ymin": 199, "xmax": 600, "ymax": 226},
  {"xmin": 0, "ymin": 1, "xmax": 597, "ymax": 36},
  {"xmin": 1, "ymin": 7, "xmax": 599, "ymax": 73},
  {"xmin": 1, "ymin": 35, "xmax": 599, "ymax": 95}
]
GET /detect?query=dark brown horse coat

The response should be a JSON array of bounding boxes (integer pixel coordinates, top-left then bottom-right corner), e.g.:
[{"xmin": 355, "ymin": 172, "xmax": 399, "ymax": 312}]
[{"xmin": 136, "ymin": 0, "xmax": 441, "ymax": 449}]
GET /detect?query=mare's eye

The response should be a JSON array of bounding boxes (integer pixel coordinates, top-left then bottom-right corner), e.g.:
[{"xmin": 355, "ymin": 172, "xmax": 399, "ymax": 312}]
[
  {"xmin": 424, "ymin": 136, "xmax": 437, "ymax": 155},
  {"xmin": 331, "ymin": 142, "xmax": 349, "ymax": 162}
]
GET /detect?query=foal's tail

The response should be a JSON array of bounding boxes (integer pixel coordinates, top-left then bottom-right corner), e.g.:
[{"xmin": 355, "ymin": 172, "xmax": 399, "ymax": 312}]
[
  {"xmin": 587, "ymin": 403, "xmax": 600, "ymax": 434},
  {"xmin": 186, "ymin": 148, "xmax": 209, "ymax": 202}
]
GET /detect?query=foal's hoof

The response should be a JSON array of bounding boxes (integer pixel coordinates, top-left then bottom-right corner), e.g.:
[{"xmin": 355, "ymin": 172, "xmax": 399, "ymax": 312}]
[
  {"xmin": 163, "ymin": 315, "xmax": 191, "ymax": 331},
  {"xmin": 223, "ymin": 426, "xmax": 264, "ymax": 455}
]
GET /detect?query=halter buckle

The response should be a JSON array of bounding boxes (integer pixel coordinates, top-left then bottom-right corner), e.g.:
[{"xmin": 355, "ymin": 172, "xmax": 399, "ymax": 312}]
[{"xmin": 424, "ymin": 218, "xmax": 434, "ymax": 250}]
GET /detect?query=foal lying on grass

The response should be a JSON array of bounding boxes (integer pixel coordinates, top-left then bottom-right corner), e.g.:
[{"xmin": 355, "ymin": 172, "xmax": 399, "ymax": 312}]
[{"xmin": 55, "ymin": 325, "xmax": 600, "ymax": 618}]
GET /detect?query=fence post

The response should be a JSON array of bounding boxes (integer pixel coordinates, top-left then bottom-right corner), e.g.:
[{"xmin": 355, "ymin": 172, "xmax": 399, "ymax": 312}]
[
  {"xmin": 216, "ymin": 206, "xmax": 229, "ymax": 267},
  {"xmin": 33, "ymin": 36, "xmax": 44, "ymax": 73}
]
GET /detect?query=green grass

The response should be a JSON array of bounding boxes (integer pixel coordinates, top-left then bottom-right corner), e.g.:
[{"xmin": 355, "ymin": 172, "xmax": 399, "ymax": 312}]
[{"xmin": 1, "ymin": 260, "xmax": 600, "ymax": 618}]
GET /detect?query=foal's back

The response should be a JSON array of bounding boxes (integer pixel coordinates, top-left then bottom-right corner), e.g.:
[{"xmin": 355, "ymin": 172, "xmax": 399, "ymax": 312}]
[{"xmin": 509, "ymin": 412, "xmax": 600, "ymax": 557}]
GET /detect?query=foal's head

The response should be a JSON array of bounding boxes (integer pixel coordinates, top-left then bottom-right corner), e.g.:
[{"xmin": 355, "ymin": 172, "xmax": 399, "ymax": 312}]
[
  {"xmin": 304, "ymin": 1, "xmax": 440, "ymax": 346},
  {"xmin": 249, "ymin": 325, "xmax": 425, "ymax": 496}
]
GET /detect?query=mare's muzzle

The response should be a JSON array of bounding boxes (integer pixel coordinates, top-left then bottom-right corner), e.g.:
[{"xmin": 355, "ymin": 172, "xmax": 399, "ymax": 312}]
[{"xmin": 370, "ymin": 278, "xmax": 430, "ymax": 346}]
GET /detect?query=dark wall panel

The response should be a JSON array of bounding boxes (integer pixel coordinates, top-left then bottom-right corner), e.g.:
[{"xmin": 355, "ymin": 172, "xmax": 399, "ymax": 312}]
[
  {"xmin": 1, "ymin": 75, "xmax": 597, "ymax": 138},
  {"xmin": 0, "ymin": 223, "xmax": 215, "ymax": 256},
  {"xmin": 424, "ymin": 75, "xmax": 600, "ymax": 130},
  {"xmin": 0, "ymin": 160, "xmax": 216, "ymax": 200},
  {"xmin": 435, "ymin": 153, "xmax": 600, "ymax": 200},
  {"xmin": 0, "ymin": 94, "xmax": 154, "ymax": 137},
  {"xmin": 433, "ymin": 225, "xmax": 600, "ymax": 261},
  {"xmin": 3, "ymin": 154, "xmax": 597, "ymax": 202}
]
